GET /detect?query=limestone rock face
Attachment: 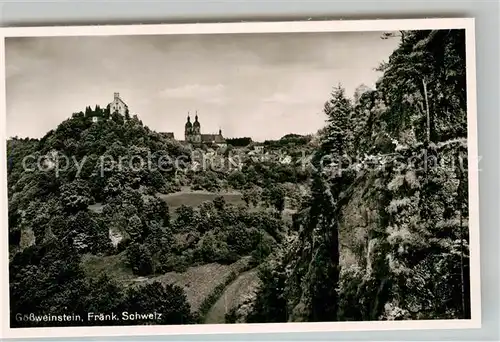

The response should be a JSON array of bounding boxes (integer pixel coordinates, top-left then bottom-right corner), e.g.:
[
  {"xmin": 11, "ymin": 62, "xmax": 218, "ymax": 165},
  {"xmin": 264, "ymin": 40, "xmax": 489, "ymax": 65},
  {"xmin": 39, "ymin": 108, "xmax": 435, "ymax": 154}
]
[
  {"xmin": 19, "ymin": 227, "xmax": 36, "ymax": 250},
  {"xmin": 280, "ymin": 166, "xmax": 394, "ymax": 322}
]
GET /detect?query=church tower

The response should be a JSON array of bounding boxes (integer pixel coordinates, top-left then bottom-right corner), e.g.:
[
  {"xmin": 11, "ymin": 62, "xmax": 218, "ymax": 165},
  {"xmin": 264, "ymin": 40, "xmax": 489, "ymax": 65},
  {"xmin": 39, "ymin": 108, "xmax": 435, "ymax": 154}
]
[
  {"xmin": 192, "ymin": 111, "xmax": 201, "ymax": 143},
  {"xmin": 193, "ymin": 111, "xmax": 200, "ymax": 134},
  {"xmin": 184, "ymin": 113, "xmax": 192, "ymax": 142}
]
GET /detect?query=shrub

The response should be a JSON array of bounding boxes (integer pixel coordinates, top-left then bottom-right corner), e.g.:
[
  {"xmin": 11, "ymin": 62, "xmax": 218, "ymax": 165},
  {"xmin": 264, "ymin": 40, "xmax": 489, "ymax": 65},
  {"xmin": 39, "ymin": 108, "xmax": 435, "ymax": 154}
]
[{"xmin": 125, "ymin": 282, "xmax": 195, "ymax": 325}]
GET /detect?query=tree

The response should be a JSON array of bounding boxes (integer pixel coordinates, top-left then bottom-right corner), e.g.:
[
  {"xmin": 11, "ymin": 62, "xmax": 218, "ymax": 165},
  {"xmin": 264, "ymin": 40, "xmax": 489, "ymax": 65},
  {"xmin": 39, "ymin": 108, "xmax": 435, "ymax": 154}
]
[
  {"xmin": 263, "ymin": 184, "xmax": 286, "ymax": 215},
  {"xmin": 85, "ymin": 106, "xmax": 92, "ymax": 117},
  {"xmin": 247, "ymin": 260, "xmax": 288, "ymax": 323},
  {"xmin": 378, "ymin": 30, "xmax": 467, "ymax": 143},
  {"xmin": 82, "ymin": 275, "xmax": 126, "ymax": 325},
  {"xmin": 102, "ymin": 176, "xmax": 124, "ymax": 201},
  {"xmin": 353, "ymin": 84, "xmax": 371, "ymax": 105},
  {"xmin": 213, "ymin": 195, "xmax": 226, "ymax": 211},
  {"xmin": 127, "ymin": 214, "xmax": 143, "ymax": 242},
  {"xmin": 126, "ymin": 242, "xmax": 154, "ymax": 276},
  {"xmin": 60, "ymin": 179, "xmax": 93, "ymax": 213},
  {"xmin": 197, "ymin": 201, "xmax": 221, "ymax": 233},
  {"xmin": 125, "ymin": 282, "xmax": 195, "ymax": 324},
  {"xmin": 9, "ymin": 240, "xmax": 88, "ymax": 327},
  {"xmin": 142, "ymin": 195, "xmax": 169, "ymax": 226},
  {"xmin": 249, "ymin": 232, "xmax": 274, "ymax": 265},
  {"xmin": 67, "ymin": 210, "xmax": 111, "ymax": 254},
  {"xmin": 227, "ymin": 170, "xmax": 246, "ymax": 190},
  {"xmin": 226, "ymin": 137, "xmax": 252, "ymax": 147},
  {"xmin": 197, "ymin": 231, "xmax": 232, "ymax": 263},
  {"xmin": 192, "ymin": 171, "xmax": 220, "ymax": 192},
  {"xmin": 242, "ymin": 186, "xmax": 261, "ymax": 208},
  {"xmin": 321, "ymin": 84, "xmax": 352, "ymax": 160},
  {"xmin": 173, "ymin": 205, "xmax": 196, "ymax": 232}
]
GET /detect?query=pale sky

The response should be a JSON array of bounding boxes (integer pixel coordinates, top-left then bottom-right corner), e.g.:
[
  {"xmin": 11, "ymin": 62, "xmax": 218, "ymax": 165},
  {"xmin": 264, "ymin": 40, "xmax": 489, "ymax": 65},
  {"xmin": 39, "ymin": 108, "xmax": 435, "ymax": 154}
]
[{"xmin": 6, "ymin": 31, "xmax": 399, "ymax": 141}]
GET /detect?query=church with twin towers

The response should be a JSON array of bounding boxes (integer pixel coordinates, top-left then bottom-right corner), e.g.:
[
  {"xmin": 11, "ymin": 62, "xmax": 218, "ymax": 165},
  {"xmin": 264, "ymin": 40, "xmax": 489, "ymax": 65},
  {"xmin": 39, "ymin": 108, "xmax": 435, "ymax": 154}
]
[{"xmin": 183, "ymin": 111, "xmax": 226, "ymax": 147}]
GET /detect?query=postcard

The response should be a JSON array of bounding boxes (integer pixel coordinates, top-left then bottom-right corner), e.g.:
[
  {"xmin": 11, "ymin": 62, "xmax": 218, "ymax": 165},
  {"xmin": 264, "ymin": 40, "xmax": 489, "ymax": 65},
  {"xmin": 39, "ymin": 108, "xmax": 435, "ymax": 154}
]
[{"xmin": 0, "ymin": 18, "xmax": 480, "ymax": 339}]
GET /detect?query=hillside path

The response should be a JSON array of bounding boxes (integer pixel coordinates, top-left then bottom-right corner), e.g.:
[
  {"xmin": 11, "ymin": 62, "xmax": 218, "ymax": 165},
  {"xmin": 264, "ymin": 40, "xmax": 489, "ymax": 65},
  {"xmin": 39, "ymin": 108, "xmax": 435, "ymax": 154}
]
[{"xmin": 204, "ymin": 269, "xmax": 259, "ymax": 324}]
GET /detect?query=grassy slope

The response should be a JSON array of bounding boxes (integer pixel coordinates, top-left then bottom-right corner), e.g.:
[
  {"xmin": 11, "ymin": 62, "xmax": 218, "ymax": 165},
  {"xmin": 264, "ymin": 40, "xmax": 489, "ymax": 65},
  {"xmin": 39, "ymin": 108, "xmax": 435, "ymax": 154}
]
[
  {"xmin": 204, "ymin": 269, "xmax": 260, "ymax": 324},
  {"xmin": 158, "ymin": 190, "xmax": 245, "ymax": 218},
  {"xmin": 144, "ymin": 257, "xmax": 250, "ymax": 312},
  {"xmin": 81, "ymin": 252, "xmax": 251, "ymax": 313}
]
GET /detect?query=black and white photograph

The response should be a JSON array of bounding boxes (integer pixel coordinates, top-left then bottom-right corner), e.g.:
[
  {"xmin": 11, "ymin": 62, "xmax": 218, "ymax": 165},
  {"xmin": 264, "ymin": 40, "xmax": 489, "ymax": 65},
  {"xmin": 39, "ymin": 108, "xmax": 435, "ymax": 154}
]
[{"xmin": 1, "ymin": 19, "xmax": 480, "ymax": 338}]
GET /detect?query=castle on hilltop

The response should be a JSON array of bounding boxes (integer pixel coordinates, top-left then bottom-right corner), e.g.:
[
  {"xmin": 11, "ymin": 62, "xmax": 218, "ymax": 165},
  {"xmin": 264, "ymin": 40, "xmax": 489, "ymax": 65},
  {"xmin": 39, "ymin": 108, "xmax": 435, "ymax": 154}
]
[
  {"xmin": 89, "ymin": 92, "xmax": 129, "ymax": 123},
  {"xmin": 109, "ymin": 92, "xmax": 128, "ymax": 116}
]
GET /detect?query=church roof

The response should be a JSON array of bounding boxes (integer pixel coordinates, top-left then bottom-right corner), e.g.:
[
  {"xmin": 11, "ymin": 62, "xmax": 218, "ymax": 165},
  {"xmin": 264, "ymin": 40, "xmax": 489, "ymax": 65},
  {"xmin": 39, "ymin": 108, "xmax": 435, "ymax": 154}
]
[
  {"xmin": 201, "ymin": 134, "xmax": 215, "ymax": 142},
  {"xmin": 201, "ymin": 134, "xmax": 225, "ymax": 143}
]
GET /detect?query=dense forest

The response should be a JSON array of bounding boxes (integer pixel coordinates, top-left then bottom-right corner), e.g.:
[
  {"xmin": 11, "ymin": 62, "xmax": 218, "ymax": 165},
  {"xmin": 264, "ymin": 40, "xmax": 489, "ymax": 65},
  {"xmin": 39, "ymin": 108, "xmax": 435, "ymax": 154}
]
[{"xmin": 7, "ymin": 29, "xmax": 470, "ymax": 327}]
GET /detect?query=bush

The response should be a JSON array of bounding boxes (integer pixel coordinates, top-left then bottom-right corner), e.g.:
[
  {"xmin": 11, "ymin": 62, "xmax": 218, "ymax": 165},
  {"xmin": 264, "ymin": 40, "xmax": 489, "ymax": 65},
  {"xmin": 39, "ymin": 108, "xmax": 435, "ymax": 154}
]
[
  {"xmin": 158, "ymin": 253, "xmax": 190, "ymax": 273},
  {"xmin": 125, "ymin": 282, "xmax": 195, "ymax": 324},
  {"xmin": 196, "ymin": 231, "xmax": 231, "ymax": 263}
]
